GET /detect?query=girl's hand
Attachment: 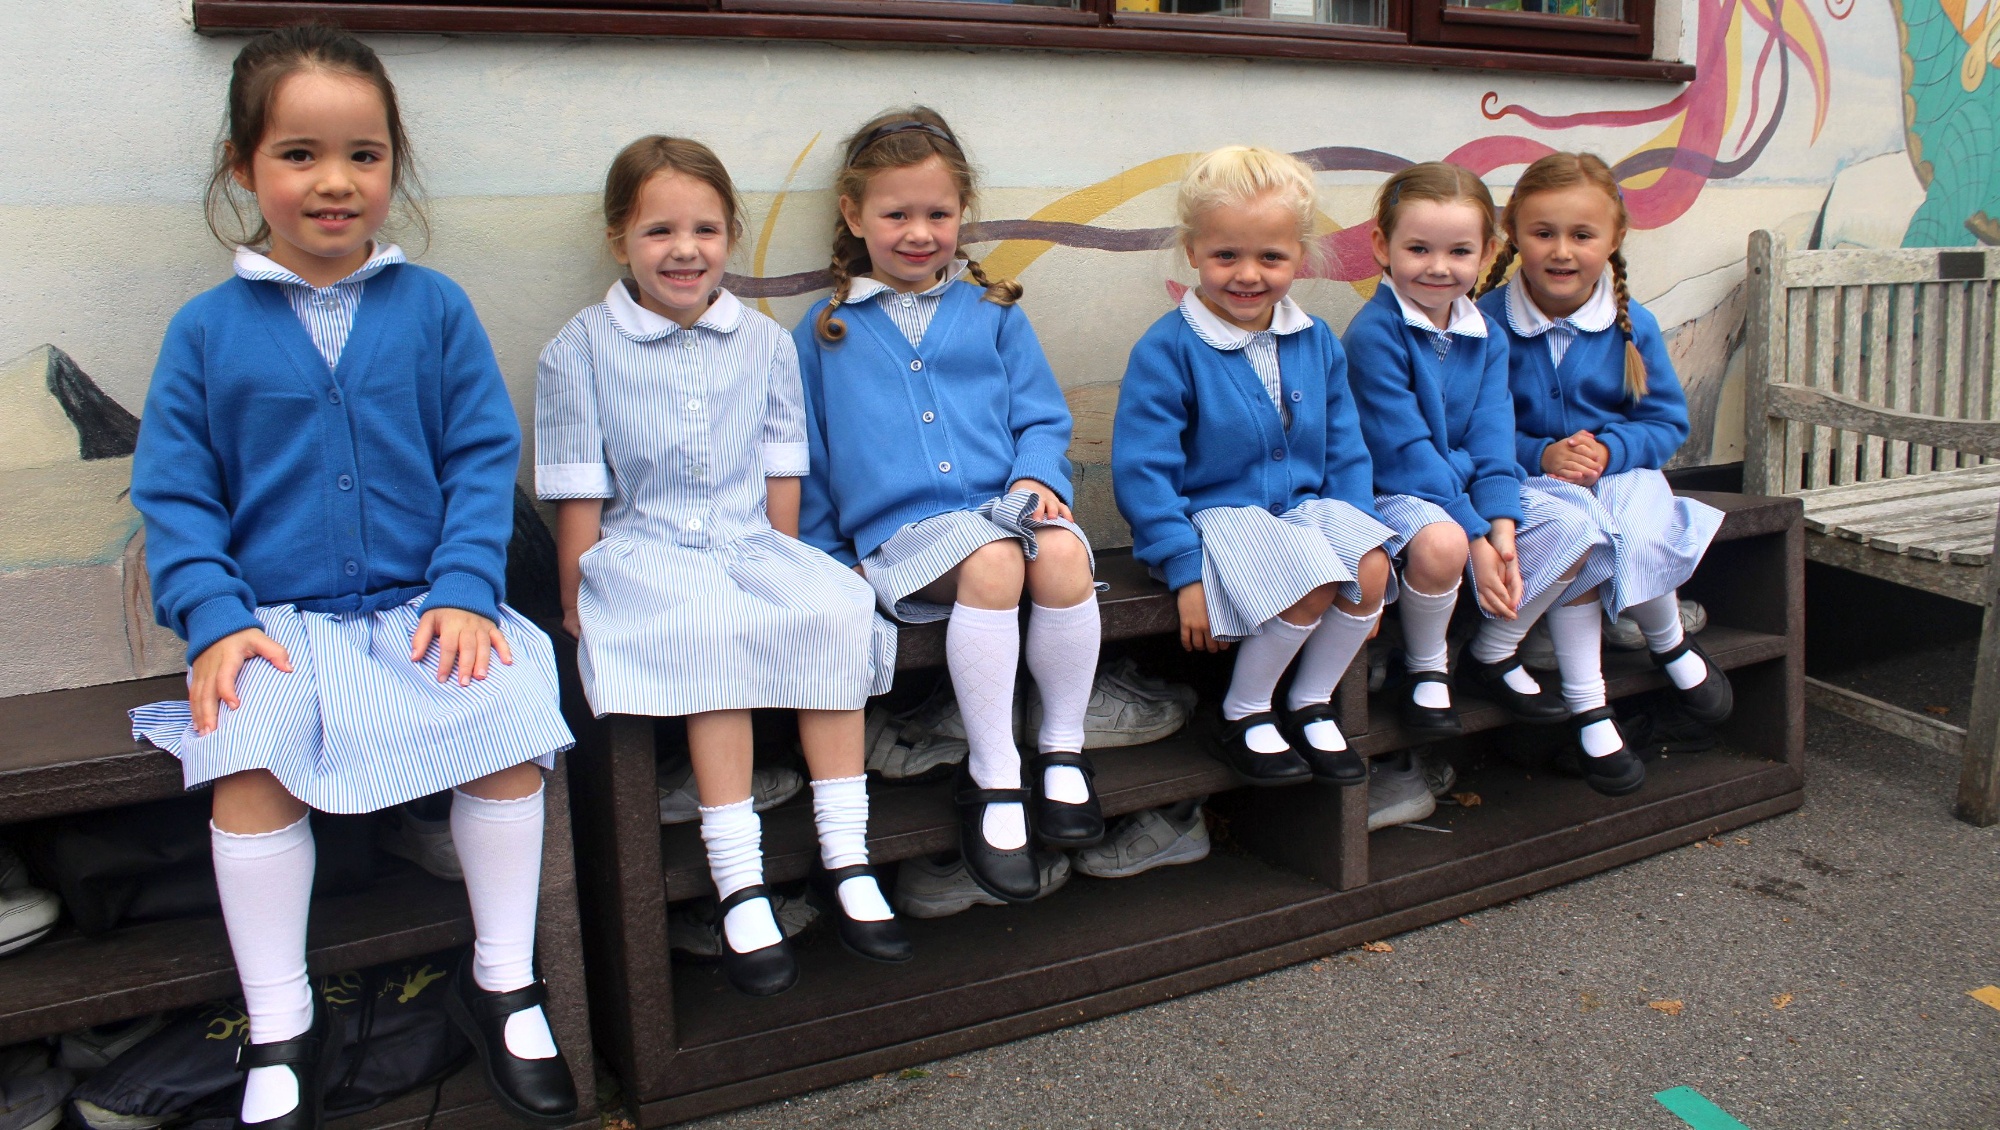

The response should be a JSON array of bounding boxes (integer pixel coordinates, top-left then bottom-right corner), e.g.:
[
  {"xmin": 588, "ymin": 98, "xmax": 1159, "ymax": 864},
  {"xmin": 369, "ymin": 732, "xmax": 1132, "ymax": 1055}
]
[
  {"xmin": 1469, "ymin": 532, "xmax": 1523, "ymax": 619},
  {"xmin": 1177, "ymin": 583, "xmax": 1226, "ymax": 653},
  {"xmin": 1009, "ymin": 479, "xmax": 1073, "ymax": 523},
  {"xmin": 411, "ymin": 607, "xmax": 515, "ymax": 686},
  {"xmin": 1542, "ymin": 431, "xmax": 1608, "ymax": 486},
  {"xmin": 190, "ymin": 628, "xmax": 293, "ymax": 735},
  {"xmin": 562, "ymin": 606, "xmax": 581, "ymax": 641}
]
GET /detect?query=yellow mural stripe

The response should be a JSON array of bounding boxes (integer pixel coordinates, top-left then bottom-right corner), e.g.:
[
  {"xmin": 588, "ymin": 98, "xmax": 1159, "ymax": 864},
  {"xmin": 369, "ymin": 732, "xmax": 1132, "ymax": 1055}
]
[
  {"xmin": 979, "ymin": 152, "xmax": 1198, "ymax": 281},
  {"xmin": 753, "ymin": 132, "xmax": 820, "ymax": 319}
]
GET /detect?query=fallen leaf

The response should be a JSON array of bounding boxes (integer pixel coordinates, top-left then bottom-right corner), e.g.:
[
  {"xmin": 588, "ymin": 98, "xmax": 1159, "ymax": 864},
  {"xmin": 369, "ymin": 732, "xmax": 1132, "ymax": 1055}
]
[
  {"xmin": 1579, "ymin": 991, "xmax": 1603, "ymax": 1013},
  {"xmin": 945, "ymin": 1072, "xmax": 968, "ymax": 1079},
  {"xmin": 899, "ymin": 1068, "xmax": 929, "ymax": 1080},
  {"xmin": 1362, "ymin": 941, "xmax": 1394, "ymax": 953},
  {"xmin": 1772, "ymin": 993, "xmax": 1793, "ymax": 1010},
  {"xmin": 1733, "ymin": 837, "xmax": 1751, "ymax": 845},
  {"xmin": 1450, "ymin": 791, "xmax": 1483, "ymax": 807},
  {"xmin": 1695, "ymin": 841, "xmax": 1710, "ymax": 849},
  {"xmin": 1649, "ymin": 999, "xmax": 1685, "ymax": 1017},
  {"xmin": 1457, "ymin": 916, "xmax": 1475, "ymax": 926},
  {"xmin": 1925, "ymin": 705, "xmax": 1951, "ymax": 716},
  {"xmin": 603, "ymin": 1119, "xmax": 636, "ymax": 1130}
]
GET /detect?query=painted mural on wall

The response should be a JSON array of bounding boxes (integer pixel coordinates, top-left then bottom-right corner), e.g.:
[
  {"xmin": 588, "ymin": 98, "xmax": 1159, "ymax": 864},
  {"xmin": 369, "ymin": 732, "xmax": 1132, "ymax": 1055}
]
[{"xmin": 1897, "ymin": 0, "xmax": 2000, "ymax": 246}]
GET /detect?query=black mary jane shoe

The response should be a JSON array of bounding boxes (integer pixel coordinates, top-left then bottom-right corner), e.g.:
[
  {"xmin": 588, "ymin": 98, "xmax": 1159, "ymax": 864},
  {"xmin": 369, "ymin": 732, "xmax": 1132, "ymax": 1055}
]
[
  {"xmin": 1280, "ymin": 702, "xmax": 1366, "ymax": 787},
  {"xmin": 1652, "ymin": 637, "xmax": 1733, "ymax": 725},
  {"xmin": 1399, "ymin": 671, "xmax": 1464, "ymax": 738},
  {"xmin": 235, "ymin": 996, "xmax": 336, "ymax": 1130},
  {"xmin": 708, "ymin": 885, "xmax": 800, "ymax": 998},
  {"xmin": 1458, "ymin": 655, "xmax": 1571, "ymax": 724},
  {"xmin": 1210, "ymin": 711, "xmax": 1312, "ymax": 787},
  {"xmin": 446, "ymin": 951, "xmax": 580, "ymax": 1127},
  {"xmin": 953, "ymin": 767, "xmax": 1041, "ymax": 904},
  {"xmin": 819, "ymin": 863, "xmax": 913, "ymax": 963},
  {"xmin": 1028, "ymin": 751, "xmax": 1105, "ymax": 848},
  {"xmin": 1561, "ymin": 706, "xmax": 1647, "ymax": 797}
]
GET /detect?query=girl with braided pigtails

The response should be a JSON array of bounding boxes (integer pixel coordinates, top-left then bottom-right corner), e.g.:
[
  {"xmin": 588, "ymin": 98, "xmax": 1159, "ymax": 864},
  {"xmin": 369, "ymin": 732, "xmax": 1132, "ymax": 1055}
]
[
  {"xmin": 1468, "ymin": 152, "xmax": 1732, "ymax": 796},
  {"xmin": 795, "ymin": 108, "xmax": 1103, "ymax": 906}
]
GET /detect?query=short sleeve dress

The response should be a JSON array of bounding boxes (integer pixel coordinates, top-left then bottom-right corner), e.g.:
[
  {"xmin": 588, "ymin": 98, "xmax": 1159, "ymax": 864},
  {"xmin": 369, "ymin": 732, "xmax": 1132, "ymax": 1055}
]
[{"xmin": 536, "ymin": 282, "xmax": 894, "ymax": 717}]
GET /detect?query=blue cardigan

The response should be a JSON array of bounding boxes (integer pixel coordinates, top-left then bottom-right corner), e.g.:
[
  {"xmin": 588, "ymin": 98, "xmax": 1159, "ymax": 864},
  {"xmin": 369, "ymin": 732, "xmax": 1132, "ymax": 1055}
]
[
  {"xmin": 794, "ymin": 283, "xmax": 1074, "ymax": 565},
  {"xmin": 133, "ymin": 264, "xmax": 521, "ymax": 661},
  {"xmin": 1342, "ymin": 283, "xmax": 1523, "ymax": 537},
  {"xmin": 1112, "ymin": 307, "xmax": 1379, "ymax": 592},
  {"xmin": 1478, "ymin": 282, "xmax": 1691, "ymax": 475}
]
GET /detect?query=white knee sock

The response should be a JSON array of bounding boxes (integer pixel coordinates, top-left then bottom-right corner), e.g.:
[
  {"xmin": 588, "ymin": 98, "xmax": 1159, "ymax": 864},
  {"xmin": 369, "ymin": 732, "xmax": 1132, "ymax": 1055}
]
[
  {"xmin": 1222, "ymin": 616, "xmax": 1317, "ymax": 753},
  {"xmin": 1467, "ymin": 578, "xmax": 1571, "ymax": 694},
  {"xmin": 1026, "ymin": 599, "xmax": 1100, "ymax": 804},
  {"xmin": 213, "ymin": 815, "xmax": 315, "ymax": 1123},
  {"xmin": 1398, "ymin": 578, "xmax": 1460, "ymax": 707},
  {"xmin": 1627, "ymin": 592, "xmax": 1706, "ymax": 689},
  {"xmin": 1284, "ymin": 608, "xmax": 1380, "ymax": 753},
  {"xmin": 699, "ymin": 798, "xmax": 782, "ymax": 952},
  {"xmin": 1548, "ymin": 601, "xmax": 1607, "ymax": 714},
  {"xmin": 948, "ymin": 602, "xmax": 1027, "ymax": 850},
  {"xmin": 810, "ymin": 775, "xmax": 891, "ymax": 922},
  {"xmin": 452, "ymin": 786, "xmax": 557, "ymax": 1060}
]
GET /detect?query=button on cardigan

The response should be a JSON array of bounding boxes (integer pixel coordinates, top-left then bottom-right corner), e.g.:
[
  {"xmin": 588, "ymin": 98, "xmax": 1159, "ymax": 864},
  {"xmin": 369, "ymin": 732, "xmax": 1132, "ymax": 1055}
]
[
  {"xmin": 133, "ymin": 263, "xmax": 521, "ymax": 661},
  {"xmin": 1479, "ymin": 280, "xmax": 1691, "ymax": 476},
  {"xmin": 794, "ymin": 282, "xmax": 1074, "ymax": 565},
  {"xmin": 1343, "ymin": 281, "xmax": 1524, "ymax": 538},
  {"xmin": 1113, "ymin": 302, "xmax": 1379, "ymax": 593}
]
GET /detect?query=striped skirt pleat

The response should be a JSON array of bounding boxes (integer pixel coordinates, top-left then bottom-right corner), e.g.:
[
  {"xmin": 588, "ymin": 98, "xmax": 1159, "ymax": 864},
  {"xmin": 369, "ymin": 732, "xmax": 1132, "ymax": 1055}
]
[
  {"xmin": 1527, "ymin": 469, "xmax": 1724, "ymax": 617},
  {"xmin": 1374, "ymin": 489, "xmax": 1612, "ymax": 617},
  {"xmin": 862, "ymin": 489, "xmax": 1096, "ymax": 624},
  {"xmin": 1189, "ymin": 500, "xmax": 1395, "ymax": 641}
]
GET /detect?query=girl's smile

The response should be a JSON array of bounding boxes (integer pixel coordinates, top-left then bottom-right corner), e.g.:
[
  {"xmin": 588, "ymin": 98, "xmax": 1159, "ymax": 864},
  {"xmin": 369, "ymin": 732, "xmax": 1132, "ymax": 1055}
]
[
  {"xmin": 232, "ymin": 70, "xmax": 394, "ymax": 288},
  {"xmin": 1185, "ymin": 193, "xmax": 1305, "ymax": 333},
  {"xmin": 1510, "ymin": 183, "xmax": 1621, "ymax": 320},
  {"xmin": 610, "ymin": 171, "xmax": 731, "ymax": 327},
  {"xmin": 1371, "ymin": 198, "xmax": 1494, "ymax": 330},
  {"xmin": 840, "ymin": 156, "xmax": 964, "ymax": 293}
]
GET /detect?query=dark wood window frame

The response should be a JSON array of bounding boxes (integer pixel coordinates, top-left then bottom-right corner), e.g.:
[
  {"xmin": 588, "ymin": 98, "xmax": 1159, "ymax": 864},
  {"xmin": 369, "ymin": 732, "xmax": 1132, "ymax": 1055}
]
[{"xmin": 193, "ymin": 0, "xmax": 1693, "ymax": 82}]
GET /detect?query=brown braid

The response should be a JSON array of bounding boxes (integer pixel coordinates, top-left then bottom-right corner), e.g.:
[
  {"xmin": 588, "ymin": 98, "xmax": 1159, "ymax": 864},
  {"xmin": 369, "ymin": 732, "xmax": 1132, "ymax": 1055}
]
[
  {"xmin": 961, "ymin": 255, "xmax": 1023, "ymax": 305},
  {"xmin": 1478, "ymin": 240, "xmax": 1518, "ymax": 298},
  {"xmin": 1608, "ymin": 249, "xmax": 1649, "ymax": 400}
]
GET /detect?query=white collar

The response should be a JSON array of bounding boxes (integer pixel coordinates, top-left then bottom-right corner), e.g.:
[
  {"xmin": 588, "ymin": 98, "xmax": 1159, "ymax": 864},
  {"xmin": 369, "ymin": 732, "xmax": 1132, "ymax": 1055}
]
[
  {"xmin": 1505, "ymin": 271, "xmax": 1617, "ymax": 338},
  {"xmin": 844, "ymin": 257, "xmax": 970, "ymax": 305},
  {"xmin": 233, "ymin": 242, "xmax": 405, "ymax": 289},
  {"xmin": 1383, "ymin": 277, "xmax": 1487, "ymax": 338},
  {"xmin": 1177, "ymin": 288, "xmax": 1311, "ymax": 351},
  {"xmin": 604, "ymin": 280, "xmax": 744, "ymax": 341}
]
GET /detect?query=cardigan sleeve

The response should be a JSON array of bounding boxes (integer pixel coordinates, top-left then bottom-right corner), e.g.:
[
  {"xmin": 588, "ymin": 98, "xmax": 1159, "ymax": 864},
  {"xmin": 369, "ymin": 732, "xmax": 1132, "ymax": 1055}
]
[
  {"xmin": 1596, "ymin": 310, "xmax": 1692, "ymax": 474},
  {"xmin": 761, "ymin": 332, "xmax": 810, "ymax": 478},
  {"xmin": 1343, "ymin": 312, "xmax": 1496, "ymax": 538},
  {"xmin": 1111, "ymin": 330, "xmax": 1204, "ymax": 592},
  {"xmin": 1316, "ymin": 330, "xmax": 1380, "ymax": 518},
  {"xmin": 418, "ymin": 279, "xmax": 517, "ymax": 622},
  {"xmin": 131, "ymin": 302, "xmax": 263, "ymax": 662},
  {"xmin": 793, "ymin": 317, "xmax": 857, "ymax": 566},
  {"xmin": 996, "ymin": 304, "xmax": 1075, "ymax": 505},
  {"xmin": 1465, "ymin": 327, "xmax": 1527, "ymax": 525},
  {"xmin": 534, "ymin": 326, "xmax": 613, "ymax": 500}
]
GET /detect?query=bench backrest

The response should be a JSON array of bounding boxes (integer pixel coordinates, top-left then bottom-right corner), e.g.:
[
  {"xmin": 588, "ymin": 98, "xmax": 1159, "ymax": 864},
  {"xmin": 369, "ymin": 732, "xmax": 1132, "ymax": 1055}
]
[{"xmin": 1744, "ymin": 230, "xmax": 2000, "ymax": 496}]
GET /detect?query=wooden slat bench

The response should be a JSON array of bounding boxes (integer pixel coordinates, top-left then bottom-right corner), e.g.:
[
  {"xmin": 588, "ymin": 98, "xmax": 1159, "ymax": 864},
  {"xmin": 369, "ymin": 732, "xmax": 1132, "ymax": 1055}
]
[
  {"xmin": 1743, "ymin": 229, "xmax": 2000, "ymax": 825},
  {"xmin": 563, "ymin": 492, "xmax": 1805, "ymax": 1124},
  {"xmin": 0, "ymin": 679, "xmax": 600, "ymax": 1130}
]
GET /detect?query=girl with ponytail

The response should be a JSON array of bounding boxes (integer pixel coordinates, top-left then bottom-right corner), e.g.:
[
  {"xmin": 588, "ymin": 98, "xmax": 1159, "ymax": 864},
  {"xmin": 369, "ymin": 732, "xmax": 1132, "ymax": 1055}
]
[
  {"xmin": 793, "ymin": 108, "xmax": 1102, "ymax": 908},
  {"xmin": 1469, "ymin": 152, "xmax": 1733, "ymax": 785}
]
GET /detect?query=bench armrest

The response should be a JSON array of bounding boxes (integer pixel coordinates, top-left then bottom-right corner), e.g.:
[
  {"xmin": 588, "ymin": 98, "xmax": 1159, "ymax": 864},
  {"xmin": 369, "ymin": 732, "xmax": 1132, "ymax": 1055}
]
[{"xmin": 1766, "ymin": 382, "xmax": 2000, "ymax": 460}]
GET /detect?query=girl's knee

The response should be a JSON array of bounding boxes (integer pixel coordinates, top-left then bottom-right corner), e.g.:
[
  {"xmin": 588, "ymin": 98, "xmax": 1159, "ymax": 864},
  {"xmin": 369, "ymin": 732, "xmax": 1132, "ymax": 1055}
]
[
  {"xmin": 459, "ymin": 761, "xmax": 545, "ymax": 801},
  {"xmin": 1284, "ymin": 582, "xmax": 1340, "ymax": 624},
  {"xmin": 963, "ymin": 539, "xmax": 1027, "ymax": 581},
  {"xmin": 1354, "ymin": 548, "xmax": 1392, "ymax": 607},
  {"xmin": 1404, "ymin": 523, "xmax": 1467, "ymax": 588},
  {"xmin": 211, "ymin": 769, "xmax": 308, "ymax": 834}
]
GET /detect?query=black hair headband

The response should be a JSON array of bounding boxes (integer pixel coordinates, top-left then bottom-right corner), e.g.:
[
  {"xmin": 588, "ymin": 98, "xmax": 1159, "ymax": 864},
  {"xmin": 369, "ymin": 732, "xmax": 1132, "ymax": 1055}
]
[{"xmin": 845, "ymin": 121, "xmax": 960, "ymax": 167}]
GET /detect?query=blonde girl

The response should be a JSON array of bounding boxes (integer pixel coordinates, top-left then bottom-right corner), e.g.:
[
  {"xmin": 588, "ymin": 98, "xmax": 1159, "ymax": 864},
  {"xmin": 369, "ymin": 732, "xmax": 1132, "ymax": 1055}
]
[
  {"xmin": 795, "ymin": 107, "xmax": 1102, "ymax": 906},
  {"xmin": 538, "ymin": 137, "xmax": 906, "ymax": 997}
]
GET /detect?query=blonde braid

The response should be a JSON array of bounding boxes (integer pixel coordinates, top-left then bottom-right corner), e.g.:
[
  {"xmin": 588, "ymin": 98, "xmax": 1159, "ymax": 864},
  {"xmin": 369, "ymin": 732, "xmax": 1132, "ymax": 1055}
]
[
  {"xmin": 1478, "ymin": 239, "xmax": 1518, "ymax": 298},
  {"xmin": 961, "ymin": 255, "xmax": 1023, "ymax": 305},
  {"xmin": 1609, "ymin": 249, "xmax": 1648, "ymax": 400},
  {"xmin": 815, "ymin": 244, "xmax": 857, "ymax": 343}
]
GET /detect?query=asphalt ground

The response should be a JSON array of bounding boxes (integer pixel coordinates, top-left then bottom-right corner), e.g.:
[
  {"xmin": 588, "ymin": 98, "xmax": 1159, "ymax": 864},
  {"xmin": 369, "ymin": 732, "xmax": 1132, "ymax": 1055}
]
[{"xmin": 684, "ymin": 644, "xmax": 2000, "ymax": 1130}]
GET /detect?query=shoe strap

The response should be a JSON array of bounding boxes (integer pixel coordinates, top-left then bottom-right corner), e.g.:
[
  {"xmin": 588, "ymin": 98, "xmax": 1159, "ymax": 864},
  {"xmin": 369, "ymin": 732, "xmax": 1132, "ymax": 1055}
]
[
  {"xmin": 1027, "ymin": 751, "xmax": 1095, "ymax": 777},
  {"xmin": 238, "ymin": 1033, "xmax": 322, "ymax": 1070},
  {"xmin": 1571, "ymin": 705, "xmax": 1618, "ymax": 728},
  {"xmin": 716, "ymin": 883, "xmax": 775, "ymax": 918},
  {"xmin": 1219, "ymin": 711, "xmax": 1281, "ymax": 742},
  {"xmin": 1286, "ymin": 701, "xmax": 1342, "ymax": 728},
  {"xmin": 822, "ymin": 863, "xmax": 878, "ymax": 886},
  {"xmin": 955, "ymin": 785, "xmax": 1032, "ymax": 805},
  {"xmin": 1408, "ymin": 670, "xmax": 1452, "ymax": 687},
  {"xmin": 1652, "ymin": 637, "xmax": 1705, "ymax": 667},
  {"xmin": 462, "ymin": 978, "xmax": 549, "ymax": 1023}
]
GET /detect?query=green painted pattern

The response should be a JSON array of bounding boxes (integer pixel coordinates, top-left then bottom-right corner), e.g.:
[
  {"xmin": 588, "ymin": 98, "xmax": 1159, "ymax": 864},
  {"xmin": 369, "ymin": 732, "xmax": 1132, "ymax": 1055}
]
[
  {"xmin": 1899, "ymin": 0, "xmax": 2000, "ymax": 246},
  {"xmin": 1655, "ymin": 1086, "xmax": 1754, "ymax": 1130}
]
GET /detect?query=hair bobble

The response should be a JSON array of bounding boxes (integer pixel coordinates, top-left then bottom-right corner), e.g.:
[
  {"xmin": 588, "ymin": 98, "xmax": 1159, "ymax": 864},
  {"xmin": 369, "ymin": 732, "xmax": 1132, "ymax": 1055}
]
[
  {"xmin": 1385, "ymin": 181, "xmax": 1403, "ymax": 208},
  {"xmin": 844, "ymin": 121, "xmax": 960, "ymax": 167}
]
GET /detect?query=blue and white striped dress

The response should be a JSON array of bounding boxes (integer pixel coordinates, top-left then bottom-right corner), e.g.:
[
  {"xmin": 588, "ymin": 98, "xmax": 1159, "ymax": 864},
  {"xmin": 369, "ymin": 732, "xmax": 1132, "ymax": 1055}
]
[
  {"xmin": 1367, "ymin": 287, "xmax": 1614, "ymax": 615},
  {"xmin": 130, "ymin": 244, "xmax": 575, "ymax": 814},
  {"xmin": 1501, "ymin": 278, "xmax": 1724, "ymax": 616},
  {"xmin": 537, "ymin": 283, "xmax": 894, "ymax": 716},
  {"xmin": 1173, "ymin": 291, "xmax": 1395, "ymax": 641},
  {"xmin": 845, "ymin": 262, "xmax": 1095, "ymax": 625}
]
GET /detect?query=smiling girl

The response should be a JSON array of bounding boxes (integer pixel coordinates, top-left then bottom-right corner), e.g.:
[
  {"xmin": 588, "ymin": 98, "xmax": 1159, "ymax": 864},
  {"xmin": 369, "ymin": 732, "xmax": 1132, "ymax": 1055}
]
[
  {"xmin": 1470, "ymin": 152, "xmax": 1730, "ymax": 782},
  {"xmin": 537, "ymin": 136, "xmax": 904, "ymax": 997},
  {"xmin": 795, "ymin": 108, "xmax": 1101, "ymax": 906},
  {"xmin": 1113, "ymin": 146, "xmax": 1392, "ymax": 794},
  {"xmin": 1343, "ymin": 162, "xmax": 1614, "ymax": 766}
]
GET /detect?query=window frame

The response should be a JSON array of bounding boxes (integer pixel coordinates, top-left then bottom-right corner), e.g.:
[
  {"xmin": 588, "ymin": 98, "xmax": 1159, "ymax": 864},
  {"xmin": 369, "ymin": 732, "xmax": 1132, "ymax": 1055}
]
[{"xmin": 192, "ymin": 0, "xmax": 1692, "ymax": 81}]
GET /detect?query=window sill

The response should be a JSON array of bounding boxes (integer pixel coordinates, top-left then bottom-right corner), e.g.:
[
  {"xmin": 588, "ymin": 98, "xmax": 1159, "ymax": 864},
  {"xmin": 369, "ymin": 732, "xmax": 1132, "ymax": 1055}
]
[{"xmin": 191, "ymin": 2, "xmax": 1696, "ymax": 81}]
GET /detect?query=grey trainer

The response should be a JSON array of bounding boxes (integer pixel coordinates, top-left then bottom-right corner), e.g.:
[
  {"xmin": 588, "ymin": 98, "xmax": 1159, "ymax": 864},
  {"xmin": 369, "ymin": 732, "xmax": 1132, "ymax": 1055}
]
[
  {"xmin": 893, "ymin": 851, "xmax": 1071, "ymax": 919},
  {"xmin": 1070, "ymin": 805, "xmax": 1210, "ymax": 879},
  {"xmin": 1367, "ymin": 751, "xmax": 1438, "ymax": 831},
  {"xmin": 668, "ymin": 892, "xmax": 817, "ymax": 959},
  {"xmin": 1411, "ymin": 746, "xmax": 1457, "ymax": 799},
  {"xmin": 657, "ymin": 763, "xmax": 805, "ymax": 825},
  {"xmin": 378, "ymin": 804, "xmax": 461, "ymax": 881},
  {"xmin": 2, "ymin": 1071, "xmax": 70, "ymax": 1130}
]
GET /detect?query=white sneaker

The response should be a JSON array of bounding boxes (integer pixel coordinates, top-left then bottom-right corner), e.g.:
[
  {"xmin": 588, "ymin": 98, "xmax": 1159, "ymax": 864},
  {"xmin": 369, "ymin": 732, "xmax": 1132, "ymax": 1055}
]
[
  {"xmin": 1024, "ymin": 659, "xmax": 1193, "ymax": 749},
  {"xmin": 1070, "ymin": 806, "xmax": 1209, "ymax": 879},
  {"xmin": 657, "ymin": 763, "xmax": 805, "ymax": 825},
  {"xmin": 67, "ymin": 1101, "xmax": 161, "ymax": 1130},
  {"xmin": 864, "ymin": 705, "xmax": 970, "ymax": 782},
  {"xmin": 2, "ymin": 1071, "xmax": 70, "ymax": 1130},
  {"xmin": 667, "ymin": 892, "xmax": 817, "ymax": 958},
  {"xmin": 0, "ymin": 846, "xmax": 31, "ymax": 893},
  {"xmin": 1367, "ymin": 752, "xmax": 1438, "ymax": 831},
  {"xmin": 377, "ymin": 804, "xmax": 461, "ymax": 882},
  {"xmin": 893, "ymin": 852, "xmax": 1071, "ymax": 919},
  {"xmin": 57, "ymin": 1015, "xmax": 168, "ymax": 1077},
  {"xmin": 0, "ymin": 887, "xmax": 59, "ymax": 958},
  {"xmin": 1411, "ymin": 746, "xmax": 1457, "ymax": 799},
  {"xmin": 1606, "ymin": 599, "xmax": 1708, "ymax": 651}
]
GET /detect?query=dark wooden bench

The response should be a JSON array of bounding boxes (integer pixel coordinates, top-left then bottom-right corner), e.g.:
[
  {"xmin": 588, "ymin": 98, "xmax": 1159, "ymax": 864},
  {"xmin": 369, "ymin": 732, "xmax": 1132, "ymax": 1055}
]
[
  {"xmin": 562, "ymin": 489, "xmax": 1804, "ymax": 1125},
  {"xmin": 1744, "ymin": 231, "xmax": 2000, "ymax": 824},
  {"xmin": 0, "ymin": 678, "xmax": 599, "ymax": 1130}
]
